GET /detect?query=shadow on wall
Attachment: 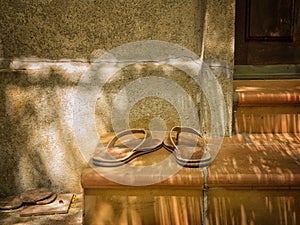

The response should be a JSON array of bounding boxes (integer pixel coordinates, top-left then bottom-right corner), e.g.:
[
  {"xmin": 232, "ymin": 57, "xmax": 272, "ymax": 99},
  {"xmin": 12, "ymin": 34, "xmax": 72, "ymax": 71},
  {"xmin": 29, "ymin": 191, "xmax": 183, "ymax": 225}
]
[
  {"xmin": 0, "ymin": 56, "xmax": 232, "ymax": 197},
  {"xmin": 0, "ymin": 0, "xmax": 236, "ymax": 196},
  {"xmin": 0, "ymin": 67, "xmax": 86, "ymax": 196}
]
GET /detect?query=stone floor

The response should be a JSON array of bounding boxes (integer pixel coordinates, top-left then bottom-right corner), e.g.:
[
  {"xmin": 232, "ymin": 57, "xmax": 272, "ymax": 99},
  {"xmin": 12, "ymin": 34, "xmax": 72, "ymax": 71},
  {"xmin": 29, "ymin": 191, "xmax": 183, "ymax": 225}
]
[
  {"xmin": 0, "ymin": 193, "xmax": 83, "ymax": 225},
  {"xmin": 1, "ymin": 132, "xmax": 300, "ymax": 224}
]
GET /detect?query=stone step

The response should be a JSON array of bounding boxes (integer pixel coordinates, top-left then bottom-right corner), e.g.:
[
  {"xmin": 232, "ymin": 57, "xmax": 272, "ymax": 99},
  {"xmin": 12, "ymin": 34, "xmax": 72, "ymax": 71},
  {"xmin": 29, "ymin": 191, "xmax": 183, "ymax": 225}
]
[
  {"xmin": 233, "ymin": 79, "xmax": 300, "ymax": 133},
  {"xmin": 81, "ymin": 133, "xmax": 300, "ymax": 190},
  {"xmin": 82, "ymin": 133, "xmax": 300, "ymax": 225}
]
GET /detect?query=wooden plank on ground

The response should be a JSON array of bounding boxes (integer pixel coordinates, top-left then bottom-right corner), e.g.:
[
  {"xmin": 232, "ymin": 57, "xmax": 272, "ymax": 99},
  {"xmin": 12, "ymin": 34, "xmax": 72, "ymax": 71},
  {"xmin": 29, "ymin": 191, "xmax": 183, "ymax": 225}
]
[{"xmin": 20, "ymin": 194, "xmax": 73, "ymax": 217}]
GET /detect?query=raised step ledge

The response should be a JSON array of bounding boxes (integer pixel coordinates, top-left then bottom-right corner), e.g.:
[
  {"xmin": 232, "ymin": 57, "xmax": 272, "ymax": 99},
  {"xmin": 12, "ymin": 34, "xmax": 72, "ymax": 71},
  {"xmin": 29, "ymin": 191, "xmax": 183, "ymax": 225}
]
[
  {"xmin": 234, "ymin": 65, "xmax": 300, "ymax": 79},
  {"xmin": 234, "ymin": 79, "xmax": 300, "ymax": 106},
  {"xmin": 81, "ymin": 133, "xmax": 300, "ymax": 189}
]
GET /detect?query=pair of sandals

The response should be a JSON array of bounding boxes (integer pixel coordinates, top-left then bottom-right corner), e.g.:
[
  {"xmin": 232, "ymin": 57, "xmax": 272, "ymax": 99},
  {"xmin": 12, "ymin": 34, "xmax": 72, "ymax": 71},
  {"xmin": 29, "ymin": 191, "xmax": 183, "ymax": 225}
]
[{"xmin": 92, "ymin": 126, "xmax": 211, "ymax": 168}]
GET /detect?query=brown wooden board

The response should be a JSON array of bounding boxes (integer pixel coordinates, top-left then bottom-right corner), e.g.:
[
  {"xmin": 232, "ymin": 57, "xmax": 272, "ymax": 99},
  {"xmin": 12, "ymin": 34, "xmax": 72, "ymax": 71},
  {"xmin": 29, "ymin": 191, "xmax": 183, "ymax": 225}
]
[{"xmin": 20, "ymin": 194, "xmax": 73, "ymax": 217}]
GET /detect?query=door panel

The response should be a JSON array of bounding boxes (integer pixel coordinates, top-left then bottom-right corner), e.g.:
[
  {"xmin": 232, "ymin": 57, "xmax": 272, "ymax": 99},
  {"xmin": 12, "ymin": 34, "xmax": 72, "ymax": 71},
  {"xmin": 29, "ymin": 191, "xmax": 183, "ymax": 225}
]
[{"xmin": 235, "ymin": 0, "xmax": 300, "ymax": 65}]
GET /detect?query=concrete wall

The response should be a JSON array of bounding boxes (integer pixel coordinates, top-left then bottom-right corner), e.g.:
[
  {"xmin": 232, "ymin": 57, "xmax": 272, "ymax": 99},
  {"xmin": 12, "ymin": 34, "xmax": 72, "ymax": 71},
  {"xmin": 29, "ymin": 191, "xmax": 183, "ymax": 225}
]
[{"xmin": 0, "ymin": 0, "xmax": 235, "ymax": 196}]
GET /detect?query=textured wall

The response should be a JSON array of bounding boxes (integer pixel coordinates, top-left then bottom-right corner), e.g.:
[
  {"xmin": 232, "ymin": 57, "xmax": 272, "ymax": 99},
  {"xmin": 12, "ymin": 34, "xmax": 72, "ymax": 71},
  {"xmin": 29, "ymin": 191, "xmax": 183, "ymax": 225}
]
[
  {"xmin": 0, "ymin": 0, "xmax": 235, "ymax": 196},
  {"xmin": 0, "ymin": 0, "xmax": 204, "ymax": 59}
]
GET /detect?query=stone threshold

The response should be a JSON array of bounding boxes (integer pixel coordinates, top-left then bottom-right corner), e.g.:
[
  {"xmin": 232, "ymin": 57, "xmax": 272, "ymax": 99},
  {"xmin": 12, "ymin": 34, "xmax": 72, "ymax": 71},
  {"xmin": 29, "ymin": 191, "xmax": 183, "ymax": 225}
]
[
  {"xmin": 81, "ymin": 133, "xmax": 300, "ymax": 190},
  {"xmin": 234, "ymin": 64, "xmax": 300, "ymax": 79}
]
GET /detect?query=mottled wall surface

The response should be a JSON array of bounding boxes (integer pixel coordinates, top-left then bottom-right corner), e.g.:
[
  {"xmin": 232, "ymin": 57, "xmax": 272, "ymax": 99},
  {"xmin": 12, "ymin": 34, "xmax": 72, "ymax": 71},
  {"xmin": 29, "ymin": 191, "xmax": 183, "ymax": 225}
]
[
  {"xmin": 0, "ymin": 0, "xmax": 204, "ymax": 59},
  {"xmin": 0, "ymin": 0, "xmax": 235, "ymax": 195},
  {"xmin": 0, "ymin": 64, "xmax": 87, "ymax": 195}
]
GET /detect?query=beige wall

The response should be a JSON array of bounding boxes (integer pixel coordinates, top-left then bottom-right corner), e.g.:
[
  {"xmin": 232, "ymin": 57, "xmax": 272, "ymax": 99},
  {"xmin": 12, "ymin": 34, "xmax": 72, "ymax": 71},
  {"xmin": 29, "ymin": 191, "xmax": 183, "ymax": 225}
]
[{"xmin": 0, "ymin": 0, "xmax": 235, "ymax": 195}]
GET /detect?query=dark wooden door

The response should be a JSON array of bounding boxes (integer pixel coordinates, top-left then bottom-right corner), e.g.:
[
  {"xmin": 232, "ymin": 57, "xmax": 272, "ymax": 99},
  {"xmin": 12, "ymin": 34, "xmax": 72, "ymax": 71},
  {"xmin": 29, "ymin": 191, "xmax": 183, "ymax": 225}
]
[{"xmin": 235, "ymin": 0, "xmax": 300, "ymax": 65}]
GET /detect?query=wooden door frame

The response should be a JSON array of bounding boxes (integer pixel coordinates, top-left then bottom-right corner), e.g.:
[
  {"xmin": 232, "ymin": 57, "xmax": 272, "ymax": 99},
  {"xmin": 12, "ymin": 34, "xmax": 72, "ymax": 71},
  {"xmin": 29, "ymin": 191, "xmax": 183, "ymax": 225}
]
[{"xmin": 234, "ymin": 0, "xmax": 300, "ymax": 79}]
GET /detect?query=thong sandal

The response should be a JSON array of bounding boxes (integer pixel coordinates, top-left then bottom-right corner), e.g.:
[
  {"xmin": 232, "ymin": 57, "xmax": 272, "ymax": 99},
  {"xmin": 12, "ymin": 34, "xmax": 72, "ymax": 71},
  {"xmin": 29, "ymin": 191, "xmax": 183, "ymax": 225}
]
[
  {"xmin": 163, "ymin": 126, "xmax": 211, "ymax": 168},
  {"xmin": 92, "ymin": 129, "xmax": 163, "ymax": 167}
]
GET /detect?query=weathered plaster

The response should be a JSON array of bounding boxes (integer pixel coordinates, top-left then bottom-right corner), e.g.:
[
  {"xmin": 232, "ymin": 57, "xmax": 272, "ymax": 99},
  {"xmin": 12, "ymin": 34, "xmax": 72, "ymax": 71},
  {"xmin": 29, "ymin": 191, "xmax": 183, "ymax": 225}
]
[{"xmin": 0, "ymin": 0, "xmax": 235, "ymax": 196}]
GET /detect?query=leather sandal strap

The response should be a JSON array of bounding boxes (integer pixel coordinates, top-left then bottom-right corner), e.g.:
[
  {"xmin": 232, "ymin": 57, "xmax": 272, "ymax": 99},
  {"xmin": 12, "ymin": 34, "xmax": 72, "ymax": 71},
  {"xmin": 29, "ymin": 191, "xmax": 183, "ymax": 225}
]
[
  {"xmin": 107, "ymin": 129, "xmax": 151, "ymax": 151},
  {"xmin": 170, "ymin": 126, "xmax": 207, "ymax": 151}
]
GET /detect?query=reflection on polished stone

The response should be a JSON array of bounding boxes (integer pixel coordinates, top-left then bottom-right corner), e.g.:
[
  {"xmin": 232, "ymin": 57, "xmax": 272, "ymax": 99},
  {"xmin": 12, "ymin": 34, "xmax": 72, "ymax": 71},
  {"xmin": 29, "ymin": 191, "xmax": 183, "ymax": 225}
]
[
  {"xmin": 84, "ymin": 189, "xmax": 300, "ymax": 225},
  {"xmin": 85, "ymin": 189, "xmax": 203, "ymax": 225}
]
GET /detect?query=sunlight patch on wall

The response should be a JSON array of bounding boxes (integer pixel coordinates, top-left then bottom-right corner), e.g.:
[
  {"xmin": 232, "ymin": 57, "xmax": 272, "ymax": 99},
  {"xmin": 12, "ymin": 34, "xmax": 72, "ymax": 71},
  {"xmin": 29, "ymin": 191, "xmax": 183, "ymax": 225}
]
[{"xmin": 9, "ymin": 57, "xmax": 89, "ymax": 78}]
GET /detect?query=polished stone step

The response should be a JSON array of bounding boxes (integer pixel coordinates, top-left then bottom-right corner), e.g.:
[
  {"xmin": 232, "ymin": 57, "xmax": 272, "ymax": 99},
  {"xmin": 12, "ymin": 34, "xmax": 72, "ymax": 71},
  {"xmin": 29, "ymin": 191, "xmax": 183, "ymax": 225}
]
[
  {"xmin": 233, "ymin": 79, "xmax": 300, "ymax": 133},
  {"xmin": 81, "ymin": 133, "xmax": 300, "ymax": 189},
  {"xmin": 82, "ymin": 133, "xmax": 300, "ymax": 225}
]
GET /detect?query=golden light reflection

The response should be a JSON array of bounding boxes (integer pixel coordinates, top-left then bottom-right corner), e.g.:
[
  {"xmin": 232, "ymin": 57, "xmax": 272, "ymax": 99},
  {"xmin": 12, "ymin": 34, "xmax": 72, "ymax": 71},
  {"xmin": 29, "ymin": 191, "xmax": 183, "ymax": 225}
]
[{"xmin": 85, "ymin": 189, "xmax": 300, "ymax": 225}]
